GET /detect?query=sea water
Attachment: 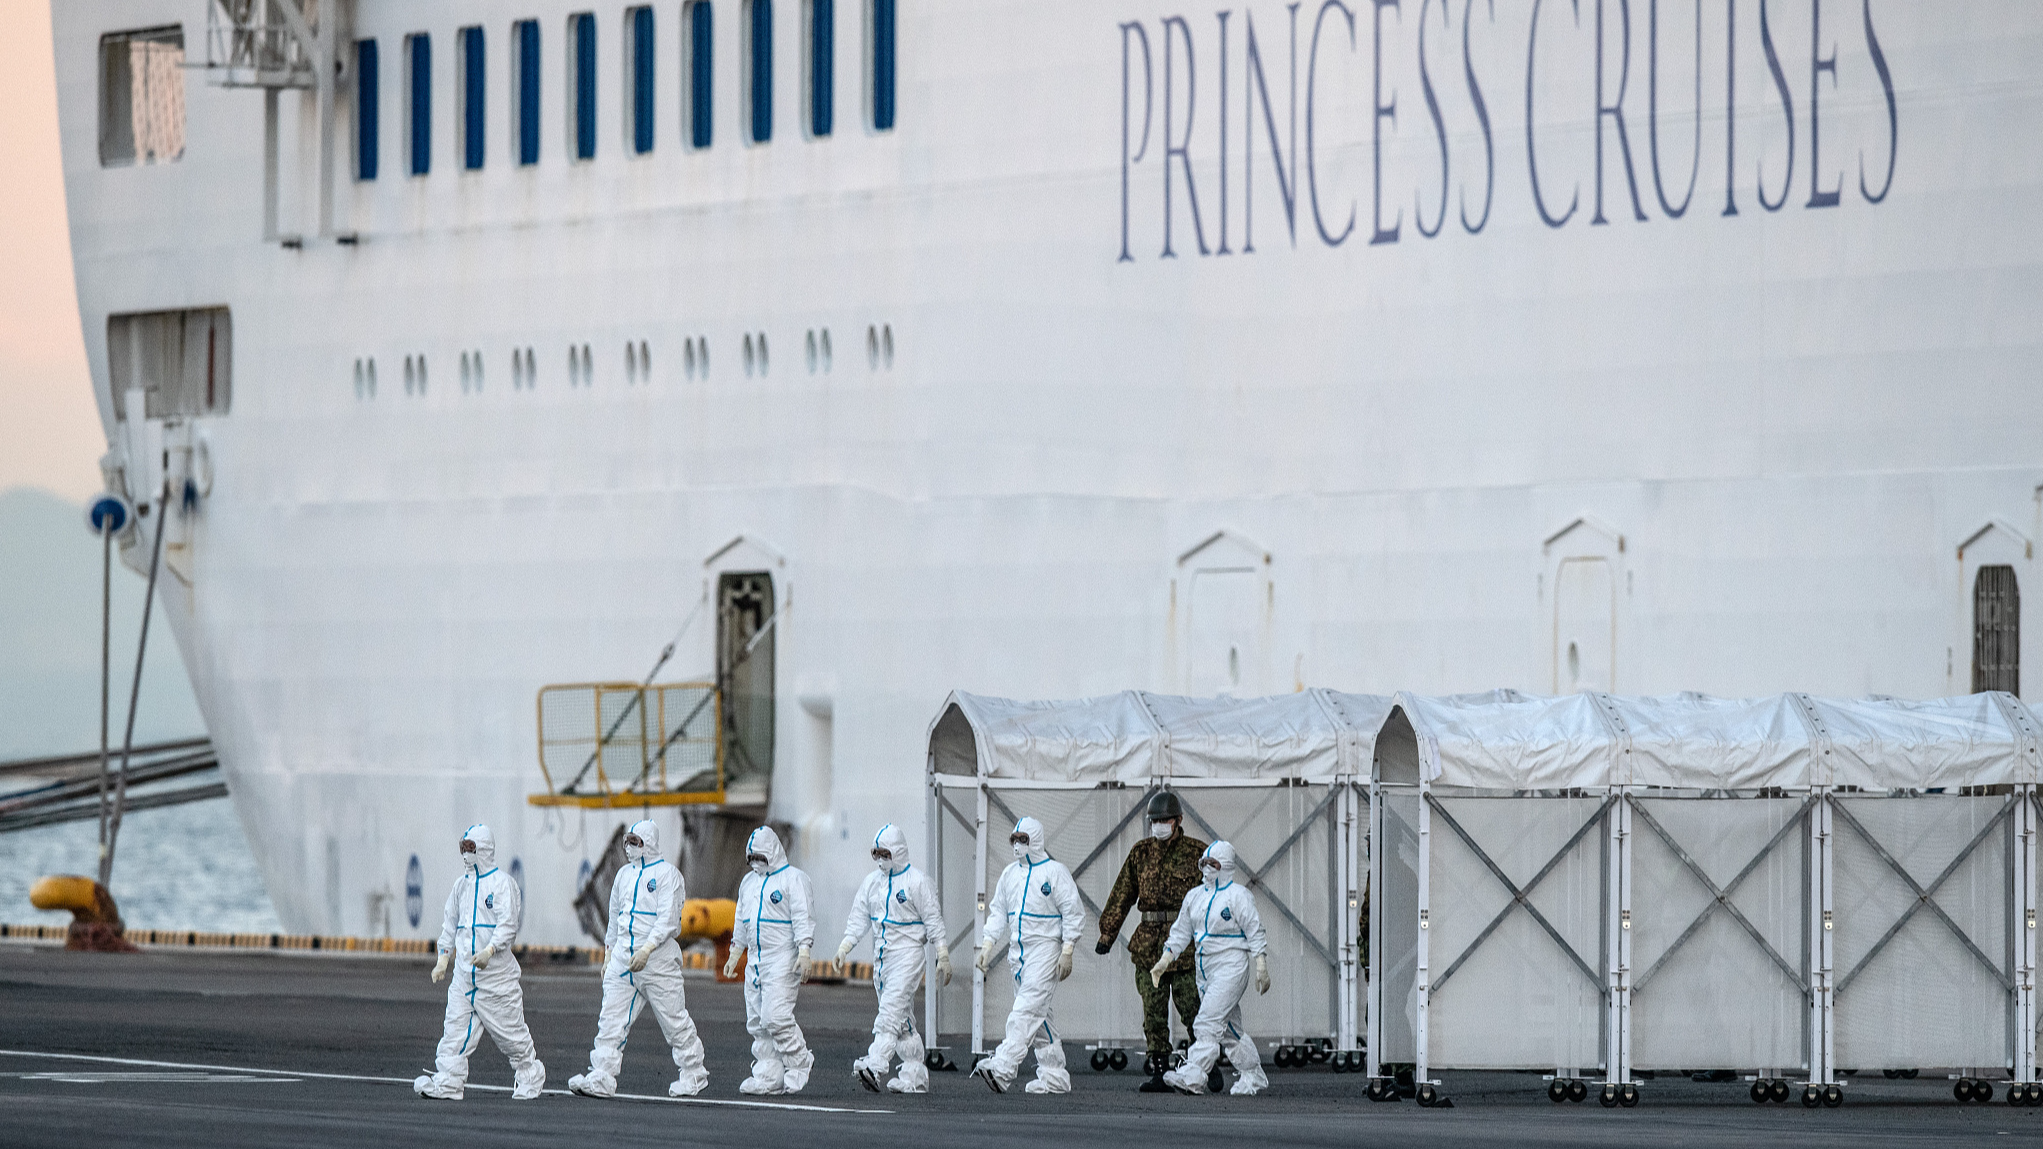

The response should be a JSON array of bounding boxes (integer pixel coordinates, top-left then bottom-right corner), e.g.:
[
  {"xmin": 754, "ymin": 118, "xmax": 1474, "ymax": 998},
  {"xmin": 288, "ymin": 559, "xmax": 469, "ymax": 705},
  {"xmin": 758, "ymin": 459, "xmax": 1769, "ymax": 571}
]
[{"xmin": 0, "ymin": 796, "xmax": 281, "ymax": 933}]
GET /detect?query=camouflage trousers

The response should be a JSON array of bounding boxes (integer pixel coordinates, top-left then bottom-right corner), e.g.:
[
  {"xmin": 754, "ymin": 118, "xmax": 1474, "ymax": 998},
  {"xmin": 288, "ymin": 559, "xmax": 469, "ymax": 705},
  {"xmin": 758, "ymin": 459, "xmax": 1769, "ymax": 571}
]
[{"xmin": 1137, "ymin": 964, "xmax": 1202, "ymax": 1060}]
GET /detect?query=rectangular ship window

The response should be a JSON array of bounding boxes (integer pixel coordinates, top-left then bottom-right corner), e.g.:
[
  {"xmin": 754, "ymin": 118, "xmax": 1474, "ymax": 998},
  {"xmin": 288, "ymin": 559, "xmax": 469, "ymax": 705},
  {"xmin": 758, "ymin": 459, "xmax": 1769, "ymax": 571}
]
[
  {"xmin": 406, "ymin": 33, "xmax": 431, "ymax": 175},
  {"xmin": 870, "ymin": 0, "xmax": 894, "ymax": 131},
  {"xmin": 98, "ymin": 26, "xmax": 186, "ymax": 167},
  {"xmin": 568, "ymin": 12, "xmax": 596, "ymax": 160},
  {"xmin": 514, "ymin": 20, "xmax": 540, "ymax": 165},
  {"xmin": 108, "ymin": 308, "xmax": 233, "ymax": 419},
  {"xmin": 626, "ymin": 7, "xmax": 655, "ymax": 155},
  {"xmin": 460, "ymin": 27, "xmax": 485, "ymax": 170},
  {"xmin": 355, "ymin": 40, "xmax": 379, "ymax": 179},
  {"xmin": 805, "ymin": 0, "xmax": 832, "ymax": 138},
  {"xmin": 685, "ymin": 2, "xmax": 713, "ymax": 148},
  {"xmin": 745, "ymin": 0, "xmax": 772, "ymax": 143}
]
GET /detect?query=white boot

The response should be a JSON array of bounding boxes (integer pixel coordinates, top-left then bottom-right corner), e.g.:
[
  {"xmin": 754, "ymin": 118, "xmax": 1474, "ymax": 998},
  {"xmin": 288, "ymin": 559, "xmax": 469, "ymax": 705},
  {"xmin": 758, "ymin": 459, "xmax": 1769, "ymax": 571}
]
[
  {"xmin": 1161, "ymin": 1066, "xmax": 1207, "ymax": 1095},
  {"xmin": 567, "ymin": 1072, "xmax": 613, "ymax": 1099},
  {"xmin": 886, "ymin": 1076, "xmax": 928, "ymax": 1093},
  {"xmin": 413, "ymin": 1074, "xmax": 463, "ymax": 1100}
]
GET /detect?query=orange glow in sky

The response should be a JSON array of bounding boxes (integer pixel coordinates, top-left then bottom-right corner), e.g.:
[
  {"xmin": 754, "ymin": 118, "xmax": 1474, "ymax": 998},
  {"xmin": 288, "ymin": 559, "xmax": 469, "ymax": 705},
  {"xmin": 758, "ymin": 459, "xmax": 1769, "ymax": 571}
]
[{"xmin": 0, "ymin": 1, "xmax": 100, "ymax": 503}]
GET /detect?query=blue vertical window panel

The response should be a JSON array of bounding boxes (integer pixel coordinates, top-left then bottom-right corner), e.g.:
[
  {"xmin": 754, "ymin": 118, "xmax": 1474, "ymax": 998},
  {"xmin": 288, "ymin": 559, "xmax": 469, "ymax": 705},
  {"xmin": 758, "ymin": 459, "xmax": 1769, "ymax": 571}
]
[
  {"xmin": 356, "ymin": 40, "xmax": 378, "ymax": 179},
  {"xmin": 517, "ymin": 21, "xmax": 540, "ymax": 165},
  {"xmin": 574, "ymin": 14, "xmax": 596, "ymax": 160},
  {"xmin": 632, "ymin": 8, "xmax": 655, "ymax": 154},
  {"xmin": 409, "ymin": 35, "xmax": 431, "ymax": 175},
  {"xmin": 749, "ymin": 0, "xmax": 772, "ymax": 143},
  {"xmin": 462, "ymin": 28, "xmax": 485, "ymax": 170},
  {"xmin": 872, "ymin": 0, "xmax": 894, "ymax": 131},
  {"xmin": 689, "ymin": 3, "xmax": 713, "ymax": 148},
  {"xmin": 809, "ymin": 0, "xmax": 831, "ymax": 137}
]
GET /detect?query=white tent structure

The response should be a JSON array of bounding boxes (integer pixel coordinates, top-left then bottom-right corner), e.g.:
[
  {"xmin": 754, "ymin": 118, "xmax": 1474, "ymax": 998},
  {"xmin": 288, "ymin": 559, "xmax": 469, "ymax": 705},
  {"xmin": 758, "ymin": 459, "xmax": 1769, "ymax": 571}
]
[
  {"xmin": 925, "ymin": 689, "xmax": 1392, "ymax": 1059},
  {"xmin": 1370, "ymin": 691, "xmax": 2043, "ymax": 1105}
]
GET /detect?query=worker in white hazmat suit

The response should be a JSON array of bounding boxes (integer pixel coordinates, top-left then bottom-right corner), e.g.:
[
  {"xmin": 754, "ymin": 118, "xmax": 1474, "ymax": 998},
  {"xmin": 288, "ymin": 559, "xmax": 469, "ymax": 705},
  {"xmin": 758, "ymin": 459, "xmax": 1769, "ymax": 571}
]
[
  {"xmin": 567, "ymin": 819, "xmax": 710, "ymax": 1099},
  {"xmin": 723, "ymin": 825, "xmax": 816, "ymax": 1094},
  {"xmin": 837, "ymin": 823, "xmax": 951, "ymax": 1093},
  {"xmin": 414, "ymin": 825, "xmax": 546, "ymax": 1100},
  {"xmin": 1154, "ymin": 841, "xmax": 1270, "ymax": 1096},
  {"xmin": 971, "ymin": 816, "xmax": 1084, "ymax": 1094}
]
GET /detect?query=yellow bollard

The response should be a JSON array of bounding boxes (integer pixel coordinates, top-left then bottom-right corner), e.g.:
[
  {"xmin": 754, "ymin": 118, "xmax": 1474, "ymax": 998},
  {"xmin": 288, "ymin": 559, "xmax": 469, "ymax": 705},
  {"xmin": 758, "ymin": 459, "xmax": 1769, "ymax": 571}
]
[{"xmin": 29, "ymin": 875, "xmax": 137, "ymax": 953}]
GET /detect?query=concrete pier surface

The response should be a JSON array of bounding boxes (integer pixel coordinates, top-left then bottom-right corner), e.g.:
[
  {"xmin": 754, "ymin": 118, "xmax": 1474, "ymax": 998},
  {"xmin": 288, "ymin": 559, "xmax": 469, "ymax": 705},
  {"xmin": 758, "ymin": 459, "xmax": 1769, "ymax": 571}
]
[{"xmin": 0, "ymin": 944, "xmax": 2033, "ymax": 1148}]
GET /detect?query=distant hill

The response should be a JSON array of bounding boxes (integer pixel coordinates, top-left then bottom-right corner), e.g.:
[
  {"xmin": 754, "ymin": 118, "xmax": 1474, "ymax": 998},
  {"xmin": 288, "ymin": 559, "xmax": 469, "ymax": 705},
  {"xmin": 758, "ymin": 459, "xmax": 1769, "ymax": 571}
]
[{"xmin": 0, "ymin": 486, "xmax": 204, "ymax": 761}]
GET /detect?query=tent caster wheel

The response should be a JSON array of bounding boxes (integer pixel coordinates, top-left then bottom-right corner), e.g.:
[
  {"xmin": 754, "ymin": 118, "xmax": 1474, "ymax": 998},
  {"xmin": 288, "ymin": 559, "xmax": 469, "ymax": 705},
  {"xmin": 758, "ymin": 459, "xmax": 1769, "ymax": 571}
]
[
  {"xmin": 1823, "ymin": 1085, "xmax": 1843, "ymax": 1108},
  {"xmin": 1618, "ymin": 1083, "xmax": 1638, "ymax": 1107},
  {"xmin": 1549, "ymin": 1080, "xmax": 1568, "ymax": 1103},
  {"xmin": 1801, "ymin": 1086, "xmax": 1821, "ymax": 1108},
  {"xmin": 1109, "ymin": 1049, "xmax": 1127, "ymax": 1071},
  {"xmin": 1599, "ymin": 1084, "xmax": 1619, "ymax": 1108}
]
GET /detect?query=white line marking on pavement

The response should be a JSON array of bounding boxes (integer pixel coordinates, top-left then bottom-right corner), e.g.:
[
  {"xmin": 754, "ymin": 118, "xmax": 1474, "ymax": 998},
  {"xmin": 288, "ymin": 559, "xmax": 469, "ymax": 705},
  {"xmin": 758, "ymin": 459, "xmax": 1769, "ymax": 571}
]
[
  {"xmin": 0, "ymin": 1050, "xmax": 889, "ymax": 1114},
  {"xmin": 8, "ymin": 1071, "xmax": 299, "ymax": 1084}
]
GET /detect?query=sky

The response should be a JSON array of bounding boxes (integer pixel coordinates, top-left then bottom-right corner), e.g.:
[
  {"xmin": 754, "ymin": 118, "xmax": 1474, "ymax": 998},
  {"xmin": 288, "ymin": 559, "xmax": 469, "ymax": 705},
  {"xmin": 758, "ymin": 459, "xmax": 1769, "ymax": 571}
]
[{"xmin": 0, "ymin": 0, "xmax": 103, "ymax": 504}]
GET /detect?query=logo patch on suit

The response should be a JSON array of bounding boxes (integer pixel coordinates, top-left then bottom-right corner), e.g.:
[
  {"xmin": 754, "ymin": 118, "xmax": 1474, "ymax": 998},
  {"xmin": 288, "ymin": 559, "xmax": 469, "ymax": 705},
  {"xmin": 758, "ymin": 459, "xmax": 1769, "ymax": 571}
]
[
  {"xmin": 1040, "ymin": 881, "xmax": 1052, "ymax": 896},
  {"xmin": 771, "ymin": 890, "xmax": 783, "ymax": 904},
  {"xmin": 1220, "ymin": 907, "xmax": 1233, "ymax": 921},
  {"xmin": 484, "ymin": 894, "xmax": 494, "ymax": 910},
  {"xmin": 895, "ymin": 890, "xmax": 908, "ymax": 904},
  {"xmin": 647, "ymin": 878, "xmax": 658, "ymax": 892}
]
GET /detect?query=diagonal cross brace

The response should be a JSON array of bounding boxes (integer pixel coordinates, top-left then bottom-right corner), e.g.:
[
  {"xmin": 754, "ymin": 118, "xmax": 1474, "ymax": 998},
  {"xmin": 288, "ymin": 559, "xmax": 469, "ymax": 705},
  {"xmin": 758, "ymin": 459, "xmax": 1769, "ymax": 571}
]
[
  {"xmin": 1427, "ymin": 795, "xmax": 1609, "ymax": 994},
  {"xmin": 984, "ymin": 789, "xmax": 1105, "ymax": 918},
  {"xmin": 1630, "ymin": 797, "xmax": 1809, "ymax": 991},
  {"xmin": 1178, "ymin": 790, "xmax": 1340, "ymax": 968},
  {"xmin": 1068, "ymin": 786, "xmax": 1164, "ymax": 885},
  {"xmin": 1833, "ymin": 797, "xmax": 2015, "ymax": 995}
]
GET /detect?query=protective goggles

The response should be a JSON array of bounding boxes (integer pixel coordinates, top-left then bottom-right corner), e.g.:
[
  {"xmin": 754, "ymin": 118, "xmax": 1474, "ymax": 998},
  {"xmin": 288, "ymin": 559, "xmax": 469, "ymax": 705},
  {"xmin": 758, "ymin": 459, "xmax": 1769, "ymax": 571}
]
[
  {"xmin": 623, "ymin": 833, "xmax": 644, "ymax": 850},
  {"xmin": 1201, "ymin": 858, "xmax": 1223, "ymax": 871},
  {"xmin": 459, "ymin": 839, "xmax": 477, "ymax": 853},
  {"xmin": 870, "ymin": 848, "xmax": 893, "ymax": 862},
  {"xmin": 1008, "ymin": 832, "xmax": 1033, "ymax": 847},
  {"xmin": 746, "ymin": 853, "xmax": 770, "ymax": 866}
]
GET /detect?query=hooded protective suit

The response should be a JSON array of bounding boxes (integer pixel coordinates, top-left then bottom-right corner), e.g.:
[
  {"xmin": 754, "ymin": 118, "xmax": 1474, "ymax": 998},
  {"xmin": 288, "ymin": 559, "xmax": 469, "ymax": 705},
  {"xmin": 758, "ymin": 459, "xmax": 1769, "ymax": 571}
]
[
  {"xmin": 567, "ymin": 820, "xmax": 709, "ymax": 1099},
  {"xmin": 1159, "ymin": 841, "xmax": 1269, "ymax": 1095},
  {"xmin": 731, "ymin": 825, "xmax": 815, "ymax": 1094},
  {"xmin": 415, "ymin": 825, "xmax": 546, "ymax": 1100},
  {"xmin": 975, "ymin": 816, "xmax": 1084, "ymax": 1093},
  {"xmin": 841, "ymin": 823, "xmax": 949, "ymax": 1092}
]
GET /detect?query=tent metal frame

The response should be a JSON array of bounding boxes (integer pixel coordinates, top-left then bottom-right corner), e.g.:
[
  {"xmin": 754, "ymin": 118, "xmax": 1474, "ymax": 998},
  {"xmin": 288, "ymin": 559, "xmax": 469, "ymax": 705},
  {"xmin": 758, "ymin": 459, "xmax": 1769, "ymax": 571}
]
[{"xmin": 930, "ymin": 772, "xmax": 1362, "ymax": 1056}]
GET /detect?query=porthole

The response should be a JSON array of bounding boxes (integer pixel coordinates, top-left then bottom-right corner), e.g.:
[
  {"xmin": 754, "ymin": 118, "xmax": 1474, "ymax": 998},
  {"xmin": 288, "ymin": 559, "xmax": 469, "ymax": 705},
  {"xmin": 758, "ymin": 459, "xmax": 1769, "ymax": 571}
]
[
  {"xmin": 866, "ymin": 325, "xmax": 878, "ymax": 370},
  {"xmin": 470, "ymin": 350, "xmax": 482, "ymax": 392},
  {"xmin": 354, "ymin": 358, "xmax": 364, "ymax": 399},
  {"xmin": 460, "ymin": 351, "xmax": 472, "ymax": 393},
  {"xmin": 820, "ymin": 328, "xmax": 832, "ymax": 373},
  {"xmin": 522, "ymin": 347, "xmax": 536, "ymax": 387},
  {"xmin": 756, "ymin": 332, "xmax": 768, "ymax": 375},
  {"xmin": 626, "ymin": 341, "xmax": 638, "ymax": 383},
  {"xmin": 639, "ymin": 340, "xmax": 650, "ymax": 380},
  {"xmin": 805, "ymin": 330, "xmax": 817, "ymax": 374},
  {"xmin": 581, "ymin": 343, "xmax": 593, "ymax": 383},
  {"xmin": 366, "ymin": 358, "xmax": 377, "ymax": 397},
  {"xmin": 743, "ymin": 333, "xmax": 755, "ymax": 377},
  {"xmin": 684, "ymin": 339, "xmax": 697, "ymax": 380},
  {"xmin": 882, "ymin": 324, "xmax": 893, "ymax": 369},
  {"xmin": 417, "ymin": 355, "xmax": 428, "ymax": 395},
  {"xmin": 404, "ymin": 355, "xmax": 416, "ymax": 395},
  {"xmin": 696, "ymin": 337, "xmax": 709, "ymax": 378}
]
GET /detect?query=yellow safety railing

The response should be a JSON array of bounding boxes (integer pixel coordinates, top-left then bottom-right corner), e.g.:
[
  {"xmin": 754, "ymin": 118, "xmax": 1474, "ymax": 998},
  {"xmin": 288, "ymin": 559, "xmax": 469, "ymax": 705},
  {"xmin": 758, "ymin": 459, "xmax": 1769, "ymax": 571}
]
[{"xmin": 529, "ymin": 681, "xmax": 724, "ymax": 808}]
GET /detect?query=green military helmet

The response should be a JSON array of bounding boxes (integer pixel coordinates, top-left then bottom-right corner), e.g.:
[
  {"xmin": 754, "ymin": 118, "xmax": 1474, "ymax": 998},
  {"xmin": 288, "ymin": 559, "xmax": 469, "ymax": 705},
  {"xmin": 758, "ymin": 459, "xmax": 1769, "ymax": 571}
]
[{"xmin": 1146, "ymin": 791, "xmax": 1182, "ymax": 822}]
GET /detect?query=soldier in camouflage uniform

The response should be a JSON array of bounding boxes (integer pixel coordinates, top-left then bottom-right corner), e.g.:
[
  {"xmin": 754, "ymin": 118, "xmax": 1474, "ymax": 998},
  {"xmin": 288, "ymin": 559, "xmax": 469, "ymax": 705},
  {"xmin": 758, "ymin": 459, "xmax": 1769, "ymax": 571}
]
[{"xmin": 1096, "ymin": 791, "xmax": 1210, "ymax": 1092}]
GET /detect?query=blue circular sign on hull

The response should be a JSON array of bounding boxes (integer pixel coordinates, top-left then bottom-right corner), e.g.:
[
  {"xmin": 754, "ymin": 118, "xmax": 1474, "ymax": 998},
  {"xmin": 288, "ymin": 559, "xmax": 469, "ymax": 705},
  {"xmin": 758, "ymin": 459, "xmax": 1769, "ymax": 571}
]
[
  {"xmin": 87, "ymin": 495, "xmax": 131, "ymax": 535},
  {"xmin": 404, "ymin": 854, "xmax": 424, "ymax": 928}
]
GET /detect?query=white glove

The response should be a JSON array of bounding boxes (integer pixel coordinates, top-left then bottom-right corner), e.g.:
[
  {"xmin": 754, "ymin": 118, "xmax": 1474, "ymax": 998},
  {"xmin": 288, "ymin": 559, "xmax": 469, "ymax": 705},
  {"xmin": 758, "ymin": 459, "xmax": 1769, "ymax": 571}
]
[
  {"xmin": 723, "ymin": 947, "xmax": 744, "ymax": 978},
  {"xmin": 974, "ymin": 939, "xmax": 997, "ymax": 973},
  {"xmin": 796, "ymin": 944, "xmax": 811, "ymax": 975},
  {"xmin": 431, "ymin": 951, "xmax": 451, "ymax": 983},
  {"xmin": 472, "ymin": 944, "xmax": 496, "ymax": 971},
  {"xmin": 936, "ymin": 948, "xmax": 953, "ymax": 986},
  {"xmin": 629, "ymin": 946, "xmax": 651, "ymax": 973},
  {"xmin": 1254, "ymin": 954, "xmax": 1270, "ymax": 995},
  {"xmin": 1149, "ymin": 950, "xmax": 1175, "ymax": 988},
  {"xmin": 834, "ymin": 937, "xmax": 855, "ymax": 971},
  {"xmin": 1056, "ymin": 942, "xmax": 1075, "ymax": 981}
]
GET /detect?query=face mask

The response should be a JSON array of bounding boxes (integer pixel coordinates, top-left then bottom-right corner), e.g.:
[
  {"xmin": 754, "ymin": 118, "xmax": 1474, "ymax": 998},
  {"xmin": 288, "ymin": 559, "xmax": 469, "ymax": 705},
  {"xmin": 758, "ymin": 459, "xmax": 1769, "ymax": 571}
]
[
  {"xmin": 748, "ymin": 855, "xmax": 769, "ymax": 875},
  {"xmin": 1202, "ymin": 863, "xmax": 1221, "ymax": 886},
  {"xmin": 1150, "ymin": 821, "xmax": 1173, "ymax": 840},
  {"xmin": 873, "ymin": 852, "xmax": 893, "ymax": 873},
  {"xmin": 1012, "ymin": 842, "xmax": 1027, "ymax": 861},
  {"xmin": 460, "ymin": 841, "xmax": 477, "ymax": 865}
]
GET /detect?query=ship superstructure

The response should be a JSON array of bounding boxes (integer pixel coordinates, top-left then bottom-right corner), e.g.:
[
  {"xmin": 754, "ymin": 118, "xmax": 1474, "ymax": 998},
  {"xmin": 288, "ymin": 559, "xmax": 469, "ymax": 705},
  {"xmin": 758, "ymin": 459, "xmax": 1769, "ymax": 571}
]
[{"xmin": 52, "ymin": 0, "xmax": 2043, "ymax": 943}]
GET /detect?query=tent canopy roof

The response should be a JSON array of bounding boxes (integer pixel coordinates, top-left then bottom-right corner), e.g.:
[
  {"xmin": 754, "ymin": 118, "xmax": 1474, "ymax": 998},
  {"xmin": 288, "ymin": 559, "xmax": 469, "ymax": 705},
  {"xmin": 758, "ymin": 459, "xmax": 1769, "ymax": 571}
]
[
  {"xmin": 1377, "ymin": 691, "xmax": 2043, "ymax": 790},
  {"xmin": 928, "ymin": 689, "xmax": 1395, "ymax": 783}
]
